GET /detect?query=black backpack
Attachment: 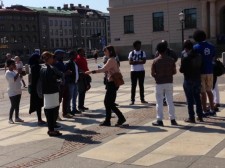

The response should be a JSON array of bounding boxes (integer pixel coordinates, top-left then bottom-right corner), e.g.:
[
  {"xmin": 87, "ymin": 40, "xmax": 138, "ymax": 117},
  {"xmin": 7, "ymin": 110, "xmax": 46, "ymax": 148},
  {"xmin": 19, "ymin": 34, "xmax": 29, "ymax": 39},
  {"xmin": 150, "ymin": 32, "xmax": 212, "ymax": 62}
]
[{"xmin": 214, "ymin": 59, "xmax": 224, "ymax": 76}]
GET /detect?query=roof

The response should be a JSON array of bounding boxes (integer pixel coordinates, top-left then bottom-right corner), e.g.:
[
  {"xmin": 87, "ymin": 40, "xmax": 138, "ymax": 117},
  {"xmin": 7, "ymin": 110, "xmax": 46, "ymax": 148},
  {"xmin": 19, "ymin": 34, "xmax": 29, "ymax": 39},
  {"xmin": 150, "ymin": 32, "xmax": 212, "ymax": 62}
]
[{"xmin": 26, "ymin": 6, "xmax": 75, "ymax": 15}]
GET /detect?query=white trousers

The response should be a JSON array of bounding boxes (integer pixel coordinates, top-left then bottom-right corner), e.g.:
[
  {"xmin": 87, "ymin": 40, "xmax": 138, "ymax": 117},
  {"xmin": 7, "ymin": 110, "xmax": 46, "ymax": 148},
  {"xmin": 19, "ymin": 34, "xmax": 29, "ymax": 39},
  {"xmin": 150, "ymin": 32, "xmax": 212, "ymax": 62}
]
[
  {"xmin": 155, "ymin": 83, "xmax": 175, "ymax": 120},
  {"xmin": 213, "ymin": 80, "xmax": 220, "ymax": 104}
]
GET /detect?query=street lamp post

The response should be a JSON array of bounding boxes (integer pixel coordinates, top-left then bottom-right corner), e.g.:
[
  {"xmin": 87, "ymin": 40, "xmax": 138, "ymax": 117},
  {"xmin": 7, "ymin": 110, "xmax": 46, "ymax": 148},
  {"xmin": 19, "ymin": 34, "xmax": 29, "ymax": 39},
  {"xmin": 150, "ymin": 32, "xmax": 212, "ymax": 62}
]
[{"xmin": 179, "ymin": 11, "xmax": 185, "ymax": 48}]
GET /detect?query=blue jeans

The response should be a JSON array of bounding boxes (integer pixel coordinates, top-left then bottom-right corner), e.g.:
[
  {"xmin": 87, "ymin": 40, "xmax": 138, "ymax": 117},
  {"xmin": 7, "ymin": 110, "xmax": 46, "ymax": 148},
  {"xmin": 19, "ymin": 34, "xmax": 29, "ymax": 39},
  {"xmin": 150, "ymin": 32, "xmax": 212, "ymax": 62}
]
[
  {"xmin": 183, "ymin": 80, "xmax": 203, "ymax": 119},
  {"xmin": 67, "ymin": 83, "xmax": 78, "ymax": 112}
]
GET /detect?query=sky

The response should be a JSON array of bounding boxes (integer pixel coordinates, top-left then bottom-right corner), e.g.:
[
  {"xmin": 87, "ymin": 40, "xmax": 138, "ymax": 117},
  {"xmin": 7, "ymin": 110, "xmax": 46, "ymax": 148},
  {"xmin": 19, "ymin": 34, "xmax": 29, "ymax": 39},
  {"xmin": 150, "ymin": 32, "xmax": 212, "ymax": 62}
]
[{"xmin": 3, "ymin": 0, "xmax": 109, "ymax": 13}]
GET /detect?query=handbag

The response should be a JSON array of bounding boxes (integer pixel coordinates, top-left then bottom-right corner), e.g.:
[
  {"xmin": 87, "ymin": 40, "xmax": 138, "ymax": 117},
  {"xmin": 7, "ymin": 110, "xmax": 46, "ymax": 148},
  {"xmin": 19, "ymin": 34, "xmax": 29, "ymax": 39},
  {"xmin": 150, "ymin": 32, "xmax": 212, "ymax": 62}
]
[{"xmin": 111, "ymin": 72, "xmax": 124, "ymax": 87}]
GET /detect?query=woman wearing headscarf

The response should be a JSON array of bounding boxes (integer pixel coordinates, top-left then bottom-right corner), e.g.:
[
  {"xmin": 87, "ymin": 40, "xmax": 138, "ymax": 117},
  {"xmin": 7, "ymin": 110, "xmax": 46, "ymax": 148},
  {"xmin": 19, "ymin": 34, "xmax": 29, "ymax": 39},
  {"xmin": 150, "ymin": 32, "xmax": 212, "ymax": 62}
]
[{"xmin": 28, "ymin": 53, "xmax": 46, "ymax": 125}]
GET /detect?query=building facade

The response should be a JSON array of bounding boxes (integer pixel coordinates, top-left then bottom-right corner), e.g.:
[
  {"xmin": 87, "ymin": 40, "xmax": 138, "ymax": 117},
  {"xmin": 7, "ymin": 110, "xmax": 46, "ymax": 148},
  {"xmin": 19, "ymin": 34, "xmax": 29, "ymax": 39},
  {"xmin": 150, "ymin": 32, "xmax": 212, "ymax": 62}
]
[
  {"xmin": 0, "ymin": 3, "xmax": 109, "ymax": 62},
  {"xmin": 109, "ymin": 0, "xmax": 225, "ymax": 58},
  {"xmin": 0, "ymin": 6, "xmax": 39, "ymax": 61}
]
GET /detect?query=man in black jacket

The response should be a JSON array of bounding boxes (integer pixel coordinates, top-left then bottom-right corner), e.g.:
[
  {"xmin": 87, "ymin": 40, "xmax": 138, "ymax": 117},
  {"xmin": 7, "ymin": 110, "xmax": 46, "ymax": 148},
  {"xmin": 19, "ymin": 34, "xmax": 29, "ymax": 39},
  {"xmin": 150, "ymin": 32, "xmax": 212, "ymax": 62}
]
[
  {"xmin": 180, "ymin": 40, "xmax": 204, "ymax": 123},
  {"xmin": 64, "ymin": 51, "xmax": 80, "ymax": 115}
]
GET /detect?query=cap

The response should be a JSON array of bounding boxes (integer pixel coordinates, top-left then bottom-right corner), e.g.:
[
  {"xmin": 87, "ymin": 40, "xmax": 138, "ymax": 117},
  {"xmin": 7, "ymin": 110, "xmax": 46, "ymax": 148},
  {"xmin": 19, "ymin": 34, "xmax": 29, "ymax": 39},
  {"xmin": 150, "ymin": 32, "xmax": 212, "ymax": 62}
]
[{"xmin": 54, "ymin": 49, "xmax": 65, "ymax": 55}]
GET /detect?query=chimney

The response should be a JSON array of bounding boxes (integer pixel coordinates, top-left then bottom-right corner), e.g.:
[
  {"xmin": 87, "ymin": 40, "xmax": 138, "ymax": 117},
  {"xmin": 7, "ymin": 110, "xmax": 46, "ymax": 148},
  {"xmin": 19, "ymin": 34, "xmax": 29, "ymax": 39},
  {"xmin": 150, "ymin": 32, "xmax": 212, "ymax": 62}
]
[
  {"xmin": 78, "ymin": 4, "xmax": 82, "ymax": 8},
  {"xmin": 64, "ymin": 4, "xmax": 68, "ymax": 9},
  {"xmin": 70, "ymin": 4, "xmax": 74, "ymax": 8},
  {"xmin": 86, "ymin": 5, "xmax": 89, "ymax": 9}
]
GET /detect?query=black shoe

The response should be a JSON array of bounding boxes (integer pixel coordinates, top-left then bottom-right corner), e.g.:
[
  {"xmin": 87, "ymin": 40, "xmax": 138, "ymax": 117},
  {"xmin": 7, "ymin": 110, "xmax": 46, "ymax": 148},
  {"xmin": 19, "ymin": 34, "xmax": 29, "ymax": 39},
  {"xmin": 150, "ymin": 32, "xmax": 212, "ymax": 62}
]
[
  {"xmin": 152, "ymin": 120, "xmax": 164, "ymax": 126},
  {"xmin": 72, "ymin": 109, "xmax": 82, "ymax": 114},
  {"xmin": 171, "ymin": 119, "xmax": 178, "ymax": 126},
  {"xmin": 115, "ymin": 118, "xmax": 126, "ymax": 126},
  {"xmin": 99, "ymin": 121, "xmax": 111, "ymax": 126},
  {"xmin": 129, "ymin": 101, "xmax": 134, "ymax": 105},
  {"xmin": 141, "ymin": 100, "xmax": 148, "ymax": 104},
  {"xmin": 83, "ymin": 107, "xmax": 89, "ymax": 110},
  {"xmin": 114, "ymin": 103, "xmax": 119, "ymax": 106},
  {"xmin": 196, "ymin": 117, "xmax": 204, "ymax": 122},
  {"xmin": 184, "ymin": 118, "xmax": 196, "ymax": 123},
  {"xmin": 214, "ymin": 107, "xmax": 219, "ymax": 112},
  {"xmin": 79, "ymin": 107, "xmax": 89, "ymax": 112},
  {"xmin": 209, "ymin": 111, "xmax": 217, "ymax": 116},
  {"xmin": 48, "ymin": 131, "xmax": 62, "ymax": 137}
]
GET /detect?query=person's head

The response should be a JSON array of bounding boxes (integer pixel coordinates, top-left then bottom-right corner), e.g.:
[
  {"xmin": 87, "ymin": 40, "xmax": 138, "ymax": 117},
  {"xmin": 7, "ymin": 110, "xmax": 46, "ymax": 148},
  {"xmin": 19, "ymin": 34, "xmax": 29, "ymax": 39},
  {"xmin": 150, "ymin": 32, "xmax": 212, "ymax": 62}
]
[
  {"xmin": 77, "ymin": 48, "xmax": 85, "ymax": 57},
  {"xmin": 6, "ymin": 59, "xmax": 16, "ymax": 70},
  {"xmin": 103, "ymin": 45, "xmax": 116, "ymax": 58},
  {"xmin": 41, "ymin": 51, "xmax": 55, "ymax": 65},
  {"xmin": 183, "ymin": 40, "xmax": 193, "ymax": 51},
  {"xmin": 193, "ymin": 30, "xmax": 206, "ymax": 43},
  {"xmin": 14, "ymin": 56, "xmax": 20, "ymax": 62},
  {"xmin": 6, "ymin": 53, "xmax": 12, "ymax": 60},
  {"xmin": 29, "ymin": 53, "xmax": 40, "ymax": 66},
  {"xmin": 68, "ymin": 50, "xmax": 77, "ymax": 60},
  {"xmin": 54, "ymin": 49, "xmax": 65, "ymax": 61},
  {"xmin": 133, "ymin": 40, "xmax": 142, "ymax": 51},
  {"xmin": 161, "ymin": 40, "xmax": 168, "ymax": 48},
  {"xmin": 156, "ymin": 42, "xmax": 168, "ymax": 55}
]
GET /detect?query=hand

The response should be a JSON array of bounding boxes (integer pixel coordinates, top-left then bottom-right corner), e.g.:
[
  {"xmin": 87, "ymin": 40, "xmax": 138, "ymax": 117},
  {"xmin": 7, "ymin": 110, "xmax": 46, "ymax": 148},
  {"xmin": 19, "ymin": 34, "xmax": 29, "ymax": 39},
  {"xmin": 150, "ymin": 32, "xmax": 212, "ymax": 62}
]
[
  {"xmin": 85, "ymin": 71, "xmax": 92, "ymax": 75},
  {"xmin": 65, "ymin": 70, "xmax": 72, "ymax": 75}
]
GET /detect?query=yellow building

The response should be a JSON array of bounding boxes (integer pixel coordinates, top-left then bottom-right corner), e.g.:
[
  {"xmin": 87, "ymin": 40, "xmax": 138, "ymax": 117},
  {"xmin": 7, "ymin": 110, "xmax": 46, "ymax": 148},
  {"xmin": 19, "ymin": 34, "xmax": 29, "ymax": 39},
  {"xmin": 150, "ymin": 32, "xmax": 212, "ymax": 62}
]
[{"xmin": 108, "ymin": 0, "xmax": 225, "ymax": 58}]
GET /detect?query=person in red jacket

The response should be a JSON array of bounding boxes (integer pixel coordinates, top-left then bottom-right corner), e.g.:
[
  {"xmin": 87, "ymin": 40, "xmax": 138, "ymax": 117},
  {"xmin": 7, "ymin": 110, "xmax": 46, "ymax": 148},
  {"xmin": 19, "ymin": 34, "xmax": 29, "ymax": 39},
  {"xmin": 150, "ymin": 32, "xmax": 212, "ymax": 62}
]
[{"xmin": 75, "ymin": 48, "xmax": 91, "ymax": 112}]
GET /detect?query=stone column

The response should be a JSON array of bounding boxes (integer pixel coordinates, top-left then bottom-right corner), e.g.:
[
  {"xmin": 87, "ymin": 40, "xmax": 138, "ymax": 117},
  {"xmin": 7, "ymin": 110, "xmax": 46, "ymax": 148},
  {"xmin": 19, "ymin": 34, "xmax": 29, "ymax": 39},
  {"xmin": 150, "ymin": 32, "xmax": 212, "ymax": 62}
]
[
  {"xmin": 209, "ymin": 0, "xmax": 216, "ymax": 38},
  {"xmin": 200, "ymin": 0, "xmax": 208, "ymax": 35}
]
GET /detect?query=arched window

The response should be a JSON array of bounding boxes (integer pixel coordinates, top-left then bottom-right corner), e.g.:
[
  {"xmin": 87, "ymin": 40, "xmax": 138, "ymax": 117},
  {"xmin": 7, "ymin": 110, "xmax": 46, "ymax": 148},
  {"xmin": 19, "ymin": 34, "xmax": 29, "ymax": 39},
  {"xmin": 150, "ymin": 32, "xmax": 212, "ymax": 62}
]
[
  {"xmin": 25, "ymin": 25, "xmax": 29, "ymax": 31},
  {"xmin": 18, "ymin": 25, "xmax": 22, "ymax": 31},
  {"xmin": 18, "ymin": 36, "xmax": 23, "ymax": 43},
  {"xmin": 10, "ymin": 24, "xmax": 15, "ymax": 31}
]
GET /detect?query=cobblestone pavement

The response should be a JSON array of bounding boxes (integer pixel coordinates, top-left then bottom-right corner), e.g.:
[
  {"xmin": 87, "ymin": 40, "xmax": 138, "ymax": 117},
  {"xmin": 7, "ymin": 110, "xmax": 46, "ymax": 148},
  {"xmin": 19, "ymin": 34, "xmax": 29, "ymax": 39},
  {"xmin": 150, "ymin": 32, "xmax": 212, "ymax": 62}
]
[{"xmin": 0, "ymin": 59, "xmax": 225, "ymax": 168}]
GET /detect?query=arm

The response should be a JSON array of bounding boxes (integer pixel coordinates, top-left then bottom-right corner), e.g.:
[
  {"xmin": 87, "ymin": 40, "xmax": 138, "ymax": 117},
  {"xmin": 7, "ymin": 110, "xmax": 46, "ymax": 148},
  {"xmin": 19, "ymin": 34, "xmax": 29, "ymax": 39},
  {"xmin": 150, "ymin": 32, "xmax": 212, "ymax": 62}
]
[
  {"xmin": 86, "ymin": 58, "xmax": 113, "ymax": 75},
  {"xmin": 151, "ymin": 62, "xmax": 156, "ymax": 77},
  {"xmin": 173, "ymin": 62, "xmax": 177, "ymax": 75}
]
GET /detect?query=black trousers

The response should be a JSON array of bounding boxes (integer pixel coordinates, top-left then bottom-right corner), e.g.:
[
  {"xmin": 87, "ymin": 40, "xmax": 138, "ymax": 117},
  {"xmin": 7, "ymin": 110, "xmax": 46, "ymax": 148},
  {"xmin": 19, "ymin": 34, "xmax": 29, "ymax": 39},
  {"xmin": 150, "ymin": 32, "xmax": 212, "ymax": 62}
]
[
  {"xmin": 130, "ymin": 71, "xmax": 145, "ymax": 102},
  {"xmin": 44, "ymin": 106, "xmax": 59, "ymax": 132},
  {"xmin": 104, "ymin": 82, "xmax": 125, "ymax": 122},
  {"xmin": 9, "ymin": 94, "xmax": 21, "ymax": 120},
  {"xmin": 78, "ymin": 91, "xmax": 86, "ymax": 109}
]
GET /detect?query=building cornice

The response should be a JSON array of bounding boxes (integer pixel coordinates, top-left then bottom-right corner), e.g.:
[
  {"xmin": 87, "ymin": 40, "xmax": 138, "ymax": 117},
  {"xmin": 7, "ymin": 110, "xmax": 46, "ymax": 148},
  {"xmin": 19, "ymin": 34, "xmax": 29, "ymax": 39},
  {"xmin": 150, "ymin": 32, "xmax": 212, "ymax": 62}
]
[{"xmin": 108, "ymin": 0, "xmax": 195, "ymax": 11}]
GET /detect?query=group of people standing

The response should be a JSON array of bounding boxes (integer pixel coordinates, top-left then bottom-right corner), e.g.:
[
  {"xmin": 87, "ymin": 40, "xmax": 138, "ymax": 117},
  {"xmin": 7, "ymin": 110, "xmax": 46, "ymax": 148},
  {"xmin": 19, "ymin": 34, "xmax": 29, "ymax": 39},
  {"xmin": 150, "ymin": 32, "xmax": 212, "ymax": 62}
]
[
  {"xmin": 4, "ymin": 29, "xmax": 222, "ymax": 136},
  {"xmin": 151, "ymin": 30, "xmax": 220, "ymax": 126}
]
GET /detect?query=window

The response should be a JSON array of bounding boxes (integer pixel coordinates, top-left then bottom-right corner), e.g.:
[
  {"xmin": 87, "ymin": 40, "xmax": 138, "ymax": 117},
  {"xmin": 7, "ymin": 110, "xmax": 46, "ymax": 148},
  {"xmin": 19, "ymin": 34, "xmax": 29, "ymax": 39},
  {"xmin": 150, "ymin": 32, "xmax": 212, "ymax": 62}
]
[
  {"xmin": 184, "ymin": 8, "xmax": 197, "ymax": 29},
  {"xmin": 0, "ymin": 25, "xmax": 4, "ymax": 31},
  {"xmin": 10, "ymin": 25, "xmax": 15, "ymax": 31},
  {"xmin": 49, "ymin": 20, "xmax": 53, "ymax": 26},
  {"xmin": 55, "ymin": 20, "xmax": 58, "ymax": 26},
  {"xmin": 51, "ymin": 39, "xmax": 54, "ymax": 48},
  {"xmin": 55, "ymin": 30, "xmax": 58, "ymax": 35},
  {"xmin": 124, "ymin": 15, "xmax": 134, "ymax": 34},
  {"xmin": 152, "ymin": 12, "xmax": 164, "ymax": 32},
  {"xmin": 18, "ymin": 25, "xmax": 22, "ymax": 31},
  {"xmin": 25, "ymin": 25, "xmax": 29, "ymax": 31}
]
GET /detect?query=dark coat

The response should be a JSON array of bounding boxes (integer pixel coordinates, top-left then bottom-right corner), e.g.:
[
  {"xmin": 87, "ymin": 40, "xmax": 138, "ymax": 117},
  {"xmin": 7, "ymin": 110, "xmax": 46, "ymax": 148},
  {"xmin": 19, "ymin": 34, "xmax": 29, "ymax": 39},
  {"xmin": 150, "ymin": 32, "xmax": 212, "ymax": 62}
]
[
  {"xmin": 65, "ymin": 59, "xmax": 78, "ymax": 84},
  {"xmin": 29, "ymin": 64, "xmax": 43, "ymax": 114}
]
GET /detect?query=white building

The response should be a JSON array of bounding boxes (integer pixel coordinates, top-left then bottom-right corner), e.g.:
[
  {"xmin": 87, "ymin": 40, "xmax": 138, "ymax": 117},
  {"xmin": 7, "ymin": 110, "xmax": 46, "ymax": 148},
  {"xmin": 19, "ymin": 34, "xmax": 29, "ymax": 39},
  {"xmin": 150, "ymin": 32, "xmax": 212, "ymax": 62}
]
[{"xmin": 109, "ymin": 0, "xmax": 225, "ymax": 58}]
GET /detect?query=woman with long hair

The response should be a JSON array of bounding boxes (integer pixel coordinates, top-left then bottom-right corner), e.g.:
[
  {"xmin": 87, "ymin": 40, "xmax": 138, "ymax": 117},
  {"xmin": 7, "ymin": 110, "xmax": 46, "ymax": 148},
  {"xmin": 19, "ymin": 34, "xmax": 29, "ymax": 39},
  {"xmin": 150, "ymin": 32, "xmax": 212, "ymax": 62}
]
[{"xmin": 86, "ymin": 45, "xmax": 126, "ymax": 126}]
